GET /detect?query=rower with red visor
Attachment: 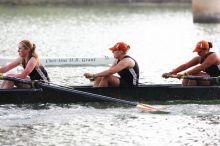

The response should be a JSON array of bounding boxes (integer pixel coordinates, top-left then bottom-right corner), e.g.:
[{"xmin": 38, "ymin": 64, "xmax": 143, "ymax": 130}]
[
  {"xmin": 162, "ymin": 40, "xmax": 220, "ymax": 86},
  {"xmin": 84, "ymin": 42, "xmax": 139, "ymax": 87}
]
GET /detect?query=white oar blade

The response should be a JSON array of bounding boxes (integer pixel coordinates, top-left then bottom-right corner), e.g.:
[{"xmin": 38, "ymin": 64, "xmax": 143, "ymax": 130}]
[{"xmin": 136, "ymin": 104, "xmax": 161, "ymax": 112}]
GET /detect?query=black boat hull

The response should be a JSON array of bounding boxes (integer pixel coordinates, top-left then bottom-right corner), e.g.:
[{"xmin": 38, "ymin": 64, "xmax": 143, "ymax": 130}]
[{"xmin": 0, "ymin": 84, "xmax": 220, "ymax": 104}]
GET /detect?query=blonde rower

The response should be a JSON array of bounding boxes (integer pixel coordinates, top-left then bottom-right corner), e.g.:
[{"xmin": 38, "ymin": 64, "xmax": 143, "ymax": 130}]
[{"xmin": 0, "ymin": 40, "xmax": 49, "ymax": 89}]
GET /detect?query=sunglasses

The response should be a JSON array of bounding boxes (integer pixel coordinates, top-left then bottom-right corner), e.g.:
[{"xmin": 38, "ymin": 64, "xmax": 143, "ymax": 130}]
[{"xmin": 197, "ymin": 48, "xmax": 207, "ymax": 53}]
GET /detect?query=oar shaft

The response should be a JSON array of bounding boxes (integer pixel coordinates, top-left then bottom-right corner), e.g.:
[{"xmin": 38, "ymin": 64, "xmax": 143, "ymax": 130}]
[
  {"xmin": 0, "ymin": 75, "xmax": 138, "ymax": 106},
  {"xmin": 1, "ymin": 76, "xmax": 32, "ymax": 84},
  {"xmin": 169, "ymin": 75, "xmax": 219, "ymax": 81},
  {"xmin": 183, "ymin": 75, "xmax": 219, "ymax": 81},
  {"xmin": 0, "ymin": 75, "xmax": 160, "ymax": 111},
  {"xmin": 38, "ymin": 82, "xmax": 138, "ymax": 106}
]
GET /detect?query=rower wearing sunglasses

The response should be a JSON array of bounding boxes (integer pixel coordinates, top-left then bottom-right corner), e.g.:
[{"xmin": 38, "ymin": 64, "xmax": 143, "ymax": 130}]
[
  {"xmin": 84, "ymin": 42, "xmax": 139, "ymax": 87},
  {"xmin": 162, "ymin": 40, "xmax": 220, "ymax": 86}
]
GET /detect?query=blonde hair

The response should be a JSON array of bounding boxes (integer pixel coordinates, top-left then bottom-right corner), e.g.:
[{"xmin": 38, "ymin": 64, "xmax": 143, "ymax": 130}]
[{"xmin": 20, "ymin": 40, "xmax": 39, "ymax": 66}]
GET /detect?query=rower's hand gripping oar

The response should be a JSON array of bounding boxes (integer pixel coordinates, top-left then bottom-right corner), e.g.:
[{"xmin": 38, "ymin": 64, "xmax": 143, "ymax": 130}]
[{"xmin": 0, "ymin": 74, "xmax": 161, "ymax": 112}]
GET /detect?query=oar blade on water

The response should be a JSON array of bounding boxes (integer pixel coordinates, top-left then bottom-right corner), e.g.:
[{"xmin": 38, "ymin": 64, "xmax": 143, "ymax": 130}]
[{"xmin": 136, "ymin": 103, "xmax": 161, "ymax": 112}]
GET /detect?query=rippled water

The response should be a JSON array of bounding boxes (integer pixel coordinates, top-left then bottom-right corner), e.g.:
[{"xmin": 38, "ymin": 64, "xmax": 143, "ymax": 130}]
[
  {"xmin": 0, "ymin": 104, "xmax": 220, "ymax": 146},
  {"xmin": 0, "ymin": 4, "xmax": 220, "ymax": 146}
]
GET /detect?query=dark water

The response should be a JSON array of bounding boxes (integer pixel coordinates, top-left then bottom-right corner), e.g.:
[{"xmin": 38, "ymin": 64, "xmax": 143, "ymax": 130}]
[{"xmin": 0, "ymin": 4, "xmax": 220, "ymax": 146}]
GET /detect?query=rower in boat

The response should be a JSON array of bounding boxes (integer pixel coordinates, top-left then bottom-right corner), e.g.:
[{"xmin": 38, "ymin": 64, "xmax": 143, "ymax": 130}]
[
  {"xmin": 0, "ymin": 40, "xmax": 50, "ymax": 89},
  {"xmin": 162, "ymin": 40, "xmax": 220, "ymax": 86},
  {"xmin": 84, "ymin": 42, "xmax": 139, "ymax": 87}
]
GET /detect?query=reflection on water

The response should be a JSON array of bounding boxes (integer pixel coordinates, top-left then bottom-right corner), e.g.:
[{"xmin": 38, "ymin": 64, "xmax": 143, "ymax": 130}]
[{"xmin": 0, "ymin": 4, "xmax": 220, "ymax": 146}]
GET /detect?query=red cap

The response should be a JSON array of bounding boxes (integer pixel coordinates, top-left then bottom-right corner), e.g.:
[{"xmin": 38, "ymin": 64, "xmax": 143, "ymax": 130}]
[
  {"xmin": 109, "ymin": 42, "xmax": 130, "ymax": 52},
  {"xmin": 193, "ymin": 40, "xmax": 210, "ymax": 52}
]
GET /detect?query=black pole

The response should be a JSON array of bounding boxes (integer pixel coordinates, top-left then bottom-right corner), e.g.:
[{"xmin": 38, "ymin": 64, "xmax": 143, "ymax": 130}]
[
  {"xmin": 37, "ymin": 82, "xmax": 138, "ymax": 106},
  {"xmin": 2, "ymin": 76, "xmax": 138, "ymax": 106},
  {"xmin": 0, "ymin": 76, "xmax": 160, "ymax": 111}
]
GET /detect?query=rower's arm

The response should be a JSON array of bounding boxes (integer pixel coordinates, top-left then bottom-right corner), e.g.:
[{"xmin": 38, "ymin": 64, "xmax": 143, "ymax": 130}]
[
  {"xmin": 0, "ymin": 58, "xmax": 21, "ymax": 73},
  {"xmin": 94, "ymin": 58, "xmax": 133, "ymax": 77},
  {"xmin": 170, "ymin": 56, "xmax": 200, "ymax": 74},
  {"xmin": 14, "ymin": 57, "xmax": 37, "ymax": 78},
  {"xmin": 187, "ymin": 53, "xmax": 218, "ymax": 75},
  {"xmin": 111, "ymin": 59, "xmax": 117, "ymax": 67}
]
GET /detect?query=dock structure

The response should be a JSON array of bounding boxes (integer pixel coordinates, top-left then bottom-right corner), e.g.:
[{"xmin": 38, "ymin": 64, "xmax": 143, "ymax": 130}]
[{"xmin": 192, "ymin": 0, "xmax": 220, "ymax": 23}]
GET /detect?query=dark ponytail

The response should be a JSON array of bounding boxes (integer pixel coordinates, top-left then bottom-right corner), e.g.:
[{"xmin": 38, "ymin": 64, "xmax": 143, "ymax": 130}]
[
  {"xmin": 31, "ymin": 43, "xmax": 38, "ymax": 58},
  {"xmin": 208, "ymin": 42, "xmax": 213, "ymax": 48}
]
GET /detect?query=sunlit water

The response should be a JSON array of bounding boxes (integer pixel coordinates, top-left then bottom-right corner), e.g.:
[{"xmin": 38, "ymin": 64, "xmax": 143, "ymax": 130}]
[{"xmin": 0, "ymin": 4, "xmax": 220, "ymax": 146}]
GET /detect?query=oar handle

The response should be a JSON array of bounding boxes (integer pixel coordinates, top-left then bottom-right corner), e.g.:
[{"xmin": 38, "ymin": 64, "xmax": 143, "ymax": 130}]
[
  {"xmin": 0, "ymin": 75, "xmax": 40, "ymax": 88},
  {"xmin": 88, "ymin": 77, "xmax": 96, "ymax": 82},
  {"xmin": 0, "ymin": 73, "xmax": 3, "ymax": 79},
  {"xmin": 167, "ymin": 74, "xmax": 183, "ymax": 79}
]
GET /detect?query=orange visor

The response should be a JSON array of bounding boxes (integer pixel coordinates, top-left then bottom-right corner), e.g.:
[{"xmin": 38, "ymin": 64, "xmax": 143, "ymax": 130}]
[
  {"xmin": 193, "ymin": 40, "xmax": 210, "ymax": 52},
  {"xmin": 109, "ymin": 42, "xmax": 130, "ymax": 52}
]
